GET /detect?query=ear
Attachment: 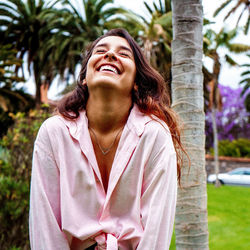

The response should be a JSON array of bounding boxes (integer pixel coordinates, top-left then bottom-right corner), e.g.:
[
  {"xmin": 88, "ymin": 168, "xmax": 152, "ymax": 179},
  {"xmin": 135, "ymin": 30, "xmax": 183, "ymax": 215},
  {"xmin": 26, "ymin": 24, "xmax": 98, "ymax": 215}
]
[{"xmin": 82, "ymin": 79, "xmax": 87, "ymax": 85}]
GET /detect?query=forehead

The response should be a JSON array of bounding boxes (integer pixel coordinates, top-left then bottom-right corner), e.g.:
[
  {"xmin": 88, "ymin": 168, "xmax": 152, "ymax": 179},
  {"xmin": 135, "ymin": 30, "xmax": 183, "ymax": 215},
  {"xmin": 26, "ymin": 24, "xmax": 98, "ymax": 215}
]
[{"xmin": 94, "ymin": 36, "xmax": 132, "ymax": 50}]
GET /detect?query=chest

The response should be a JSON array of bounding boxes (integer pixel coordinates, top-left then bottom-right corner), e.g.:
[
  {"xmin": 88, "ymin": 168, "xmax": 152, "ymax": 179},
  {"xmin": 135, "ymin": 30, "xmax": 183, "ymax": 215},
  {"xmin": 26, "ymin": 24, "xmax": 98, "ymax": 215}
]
[{"xmin": 91, "ymin": 134, "xmax": 120, "ymax": 193}]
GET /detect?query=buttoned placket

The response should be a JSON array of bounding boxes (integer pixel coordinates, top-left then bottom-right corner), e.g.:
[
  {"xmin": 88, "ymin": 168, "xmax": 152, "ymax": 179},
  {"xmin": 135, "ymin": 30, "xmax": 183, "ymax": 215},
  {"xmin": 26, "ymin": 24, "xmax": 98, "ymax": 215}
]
[{"xmin": 84, "ymin": 124, "xmax": 139, "ymax": 249}]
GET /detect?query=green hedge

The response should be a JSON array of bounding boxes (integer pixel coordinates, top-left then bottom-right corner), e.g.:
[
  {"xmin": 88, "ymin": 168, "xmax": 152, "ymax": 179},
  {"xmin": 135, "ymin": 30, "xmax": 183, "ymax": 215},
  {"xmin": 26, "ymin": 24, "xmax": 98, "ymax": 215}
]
[
  {"xmin": 0, "ymin": 108, "xmax": 50, "ymax": 250},
  {"xmin": 210, "ymin": 138, "xmax": 250, "ymax": 158}
]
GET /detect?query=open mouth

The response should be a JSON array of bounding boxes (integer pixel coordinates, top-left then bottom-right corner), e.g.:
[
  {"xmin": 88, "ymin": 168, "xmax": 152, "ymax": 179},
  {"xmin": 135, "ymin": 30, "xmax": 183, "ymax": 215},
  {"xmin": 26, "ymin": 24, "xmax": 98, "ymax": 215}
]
[{"xmin": 97, "ymin": 64, "xmax": 121, "ymax": 74}]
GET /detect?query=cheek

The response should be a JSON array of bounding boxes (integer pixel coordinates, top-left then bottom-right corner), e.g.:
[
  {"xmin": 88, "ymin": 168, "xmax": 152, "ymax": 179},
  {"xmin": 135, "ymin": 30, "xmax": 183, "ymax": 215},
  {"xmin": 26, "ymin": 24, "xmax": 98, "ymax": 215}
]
[
  {"xmin": 85, "ymin": 61, "xmax": 94, "ymax": 80},
  {"xmin": 129, "ymin": 64, "xmax": 136, "ymax": 82}
]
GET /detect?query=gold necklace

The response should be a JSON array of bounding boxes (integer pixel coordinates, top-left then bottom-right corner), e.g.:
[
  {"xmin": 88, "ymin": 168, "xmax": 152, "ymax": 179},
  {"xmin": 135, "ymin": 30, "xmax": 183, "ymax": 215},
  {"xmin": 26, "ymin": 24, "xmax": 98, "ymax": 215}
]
[{"xmin": 89, "ymin": 126, "xmax": 123, "ymax": 155}]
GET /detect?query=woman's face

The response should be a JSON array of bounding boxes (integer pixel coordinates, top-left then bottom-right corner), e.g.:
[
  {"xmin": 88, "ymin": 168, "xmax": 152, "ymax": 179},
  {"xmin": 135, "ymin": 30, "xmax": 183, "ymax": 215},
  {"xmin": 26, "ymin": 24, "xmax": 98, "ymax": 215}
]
[{"xmin": 85, "ymin": 36, "xmax": 136, "ymax": 96}]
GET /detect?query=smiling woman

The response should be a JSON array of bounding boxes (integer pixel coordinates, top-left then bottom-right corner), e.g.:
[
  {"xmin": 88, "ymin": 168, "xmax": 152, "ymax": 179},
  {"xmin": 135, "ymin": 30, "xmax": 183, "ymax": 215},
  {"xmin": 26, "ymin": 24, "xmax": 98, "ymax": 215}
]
[
  {"xmin": 29, "ymin": 28, "xmax": 186, "ymax": 250},
  {"xmin": 86, "ymin": 36, "xmax": 136, "ymax": 97}
]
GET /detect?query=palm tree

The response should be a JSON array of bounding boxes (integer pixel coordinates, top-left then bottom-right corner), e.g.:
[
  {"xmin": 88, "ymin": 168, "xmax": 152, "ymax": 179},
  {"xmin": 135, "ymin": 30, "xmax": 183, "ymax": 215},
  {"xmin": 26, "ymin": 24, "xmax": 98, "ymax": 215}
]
[
  {"xmin": 0, "ymin": 44, "xmax": 35, "ymax": 137},
  {"xmin": 0, "ymin": 44, "xmax": 32, "ymax": 112},
  {"xmin": 141, "ymin": 0, "xmax": 172, "ymax": 81},
  {"xmin": 203, "ymin": 27, "xmax": 250, "ymax": 186},
  {"xmin": 171, "ymin": 0, "xmax": 209, "ymax": 248},
  {"xmin": 213, "ymin": 0, "xmax": 250, "ymax": 34},
  {"xmin": 0, "ymin": 0, "xmax": 62, "ymax": 104}
]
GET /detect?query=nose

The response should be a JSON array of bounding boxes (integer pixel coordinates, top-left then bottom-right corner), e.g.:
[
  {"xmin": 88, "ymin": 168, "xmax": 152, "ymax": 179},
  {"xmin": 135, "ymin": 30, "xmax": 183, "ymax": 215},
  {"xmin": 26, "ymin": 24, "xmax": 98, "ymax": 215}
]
[{"xmin": 104, "ymin": 50, "xmax": 117, "ymax": 60}]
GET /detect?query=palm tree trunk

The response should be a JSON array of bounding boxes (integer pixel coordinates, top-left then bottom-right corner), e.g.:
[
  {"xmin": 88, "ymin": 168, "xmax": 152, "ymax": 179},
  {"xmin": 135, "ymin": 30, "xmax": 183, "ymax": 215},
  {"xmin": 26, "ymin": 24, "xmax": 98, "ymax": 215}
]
[
  {"xmin": 33, "ymin": 59, "xmax": 42, "ymax": 106},
  {"xmin": 171, "ymin": 0, "xmax": 209, "ymax": 249},
  {"xmin": 211, "ymin": 106, "xmax": 220, "ymax": 187}
]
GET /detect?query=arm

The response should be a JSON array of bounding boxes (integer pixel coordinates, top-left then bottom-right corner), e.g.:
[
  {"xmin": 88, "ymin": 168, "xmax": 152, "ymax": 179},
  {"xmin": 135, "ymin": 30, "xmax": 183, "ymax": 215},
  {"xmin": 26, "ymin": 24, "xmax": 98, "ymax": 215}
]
[
  {"xmin": 137, "ymin": 137, "xmax": 177, "ymax": 250},
  {"xmin": 29, "ymin": 121, "xmax": 70, "ymax": 250}
]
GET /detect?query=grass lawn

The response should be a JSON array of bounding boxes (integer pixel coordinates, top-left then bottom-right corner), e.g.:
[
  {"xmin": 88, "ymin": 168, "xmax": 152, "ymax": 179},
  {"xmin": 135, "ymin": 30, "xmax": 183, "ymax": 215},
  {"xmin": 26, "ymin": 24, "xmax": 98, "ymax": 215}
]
[{"xmin": 170, "ymin": 184, "xmax": 250, "ymax": 249}]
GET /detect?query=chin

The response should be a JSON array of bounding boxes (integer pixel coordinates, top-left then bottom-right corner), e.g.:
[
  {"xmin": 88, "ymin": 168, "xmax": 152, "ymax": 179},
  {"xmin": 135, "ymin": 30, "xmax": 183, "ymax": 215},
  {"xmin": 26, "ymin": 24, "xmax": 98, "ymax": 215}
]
[{"xmin": 88, "ymin": 79, "xmax": 118, "ymax": 90}]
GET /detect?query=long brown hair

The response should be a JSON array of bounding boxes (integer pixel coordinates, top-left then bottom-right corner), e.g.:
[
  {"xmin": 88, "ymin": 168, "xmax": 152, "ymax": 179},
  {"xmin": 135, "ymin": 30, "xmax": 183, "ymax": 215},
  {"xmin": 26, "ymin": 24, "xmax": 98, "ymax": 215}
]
[{"xmin": 57, "ymin": 28, "xmax": 185, "ymax": 183}]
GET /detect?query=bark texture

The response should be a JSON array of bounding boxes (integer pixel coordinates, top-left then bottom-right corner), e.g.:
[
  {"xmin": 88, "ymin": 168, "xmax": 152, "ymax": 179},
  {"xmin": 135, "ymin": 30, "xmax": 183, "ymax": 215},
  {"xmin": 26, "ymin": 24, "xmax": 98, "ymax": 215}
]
[{"xmin": 171, "ymin": 0, "xmax": 209, "ymax": 249}]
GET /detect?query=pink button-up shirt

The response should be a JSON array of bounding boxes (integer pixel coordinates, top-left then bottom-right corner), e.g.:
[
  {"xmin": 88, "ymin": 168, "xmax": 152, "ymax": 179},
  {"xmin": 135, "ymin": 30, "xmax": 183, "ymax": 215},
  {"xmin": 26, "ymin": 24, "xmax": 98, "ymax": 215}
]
[{"xmin": 29, "ymin": 105, "xmax": 177, "ymax": 250}]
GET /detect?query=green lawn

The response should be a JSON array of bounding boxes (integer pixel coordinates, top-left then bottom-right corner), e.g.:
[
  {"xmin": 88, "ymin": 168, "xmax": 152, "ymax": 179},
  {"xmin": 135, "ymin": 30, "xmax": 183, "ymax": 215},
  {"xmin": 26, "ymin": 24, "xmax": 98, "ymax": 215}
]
[{"xmin": 170, "ymin": 184, "xmax": 250, "ymax": 249}]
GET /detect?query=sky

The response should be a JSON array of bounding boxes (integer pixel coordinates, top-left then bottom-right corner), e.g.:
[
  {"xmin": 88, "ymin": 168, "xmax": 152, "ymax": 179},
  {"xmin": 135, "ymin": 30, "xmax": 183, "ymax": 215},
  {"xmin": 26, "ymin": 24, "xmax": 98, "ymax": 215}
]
[{"xmin": 21, "ymin": 0, "xmax": 250, "ymax": 99}]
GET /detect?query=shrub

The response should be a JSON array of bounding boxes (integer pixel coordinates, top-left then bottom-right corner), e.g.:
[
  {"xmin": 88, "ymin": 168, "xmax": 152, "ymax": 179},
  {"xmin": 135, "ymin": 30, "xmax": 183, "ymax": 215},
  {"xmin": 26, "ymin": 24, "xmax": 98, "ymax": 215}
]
[
  {"xmin": 210, "ymin": 138, "xmax": 250, "ymax": 158},
  {"xmin": 0, "ymin": 107, "xmax": 50, "ymax": 249}
]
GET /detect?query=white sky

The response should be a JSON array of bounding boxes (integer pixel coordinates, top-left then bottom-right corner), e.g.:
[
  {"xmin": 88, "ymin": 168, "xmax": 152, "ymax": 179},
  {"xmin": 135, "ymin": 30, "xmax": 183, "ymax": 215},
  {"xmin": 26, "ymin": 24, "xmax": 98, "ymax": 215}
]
[{"xmin": 20, "ymin": 0, "xmax": 250, "ymax": 99}]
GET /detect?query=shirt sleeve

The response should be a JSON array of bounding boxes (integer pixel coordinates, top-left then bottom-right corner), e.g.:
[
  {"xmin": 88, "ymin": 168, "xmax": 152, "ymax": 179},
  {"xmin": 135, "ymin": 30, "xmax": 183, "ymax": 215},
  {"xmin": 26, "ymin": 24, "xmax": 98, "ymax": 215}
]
[
  {"xmin": 137, "ymin": 130, "xmax": 177, "ymax": 250},
  {"xmin": 29, "ymin": 121, "xmax": 70, "ymax": 250}
]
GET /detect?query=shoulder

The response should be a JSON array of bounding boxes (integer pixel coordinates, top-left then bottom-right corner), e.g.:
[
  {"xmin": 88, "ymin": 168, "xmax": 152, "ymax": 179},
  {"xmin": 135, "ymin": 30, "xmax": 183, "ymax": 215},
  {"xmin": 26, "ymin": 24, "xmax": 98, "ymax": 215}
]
[
  {"xmin": 144, "ymin": 118, "xmax": 170, "ymax": 136},
  {"xmin": 129, "ymin": 105, "xmax": 175, "ymax": 151},
  {"xmin": 35, "ymin": 115, "xmax": 69, "ymax": 145},
  {"xmin": 142, "ymin": 117, "xmax": 175, "ymax": 151},
  {"xmin": 38, "ymin": 115, "xmax": 66, "ymax": 135}
]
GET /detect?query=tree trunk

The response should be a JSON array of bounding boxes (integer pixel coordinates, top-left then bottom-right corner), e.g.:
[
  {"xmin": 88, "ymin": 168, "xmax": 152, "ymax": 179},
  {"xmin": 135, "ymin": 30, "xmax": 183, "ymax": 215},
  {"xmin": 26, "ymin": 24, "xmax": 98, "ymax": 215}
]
[
  {"xmin": 33, "ymin": 59, "xmax": 42, "ymax": 106},
  {"xmin": 211, "ymin": 106, "xmax": 220, "ymax": 187},
  {"xmin": 171, "ymin": 0, "xmax": 209, "ymax": 249}
]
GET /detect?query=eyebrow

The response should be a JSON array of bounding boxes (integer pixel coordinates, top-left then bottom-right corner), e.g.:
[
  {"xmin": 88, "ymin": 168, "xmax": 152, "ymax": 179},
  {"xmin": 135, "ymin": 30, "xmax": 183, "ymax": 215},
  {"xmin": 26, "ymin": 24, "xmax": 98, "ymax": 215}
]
[{"xmin": 94, "ymin": 43, "xmax": 133, "ymax": 54}]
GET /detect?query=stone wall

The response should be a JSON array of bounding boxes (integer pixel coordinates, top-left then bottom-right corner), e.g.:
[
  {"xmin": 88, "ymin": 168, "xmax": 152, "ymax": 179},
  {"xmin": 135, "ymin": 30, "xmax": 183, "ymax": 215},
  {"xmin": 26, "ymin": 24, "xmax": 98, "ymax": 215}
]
[{"xmin": 205, "ymin": 155, "xmax": 250, "ymax": 176}]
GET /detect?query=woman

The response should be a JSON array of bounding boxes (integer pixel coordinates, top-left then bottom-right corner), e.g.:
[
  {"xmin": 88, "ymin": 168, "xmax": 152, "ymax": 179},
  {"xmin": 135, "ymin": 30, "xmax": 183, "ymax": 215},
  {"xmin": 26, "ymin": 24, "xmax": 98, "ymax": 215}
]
[{"xmin": 29, "ymin": 28, "xmax": 184, "ymax": 250}]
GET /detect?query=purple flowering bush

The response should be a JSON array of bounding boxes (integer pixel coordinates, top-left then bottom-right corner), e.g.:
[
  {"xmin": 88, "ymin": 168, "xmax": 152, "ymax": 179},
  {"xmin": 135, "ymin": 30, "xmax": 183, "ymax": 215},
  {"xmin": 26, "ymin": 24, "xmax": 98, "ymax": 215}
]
[{"xmin": 205, "ymin": 85, "xmax": 250, "ymax": 151}]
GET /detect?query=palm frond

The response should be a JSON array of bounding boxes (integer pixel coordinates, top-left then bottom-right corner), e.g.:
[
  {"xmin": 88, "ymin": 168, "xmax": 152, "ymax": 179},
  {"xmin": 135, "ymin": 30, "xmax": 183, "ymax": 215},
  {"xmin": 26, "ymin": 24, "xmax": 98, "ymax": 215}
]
[
  {"xmin": 244, "ymin": 15, "xmax": 250, "ymax": 35},
  {"xmin": 227, "ymin": 43, "xmax": 250, "ymax": 53},
  {"xmin": 224, "ymin": 54, "xmax": 238, "ymax": 66},
  {"xmin": 159, "ymin": 0, "xmax": 163, "ymax": 13},
  {"xmin": 153, "ymin": 2, "xmax": 158, "ymax": 12},
  {"xmin": 165, "ymin": 0, "xmax": 171, "ymax": 12},
  {"xmin": 144, "ymin": 2, "xmax": 153, "ymax": 15},
  {"xmin": 96, "ymin": 0, "xmax": 113, "ymax": 12},
  {"xmin": 224, "ymin": 1, "xmax": 242, "ymax": 21},
  {"xmin": 155, "ymin": 12, "xmax": 172, "ymax": 27},
  {"xmin": 241, "ymin": 70, "xmax": 250, "ymax": 77},
  {"xmin": 213, "ymin": 0, "xmax": 232, "ymax": 17}
]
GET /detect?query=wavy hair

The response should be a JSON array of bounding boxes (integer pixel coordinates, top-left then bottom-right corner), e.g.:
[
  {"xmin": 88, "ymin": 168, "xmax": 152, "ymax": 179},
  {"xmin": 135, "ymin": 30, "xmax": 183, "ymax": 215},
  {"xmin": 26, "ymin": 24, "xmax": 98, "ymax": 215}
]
[{"xmin": 57, "ymin": 28, "xmax": 186, "ymax": 183}]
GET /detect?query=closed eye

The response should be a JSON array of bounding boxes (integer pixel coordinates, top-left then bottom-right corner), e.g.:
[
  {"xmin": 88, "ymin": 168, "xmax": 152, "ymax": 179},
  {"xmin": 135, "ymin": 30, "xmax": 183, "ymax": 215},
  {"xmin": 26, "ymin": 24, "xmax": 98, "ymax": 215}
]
[
  {"xmin": 96, "ymin": 49, "xmax": 106, "ymax": 53},
  {"xmin": 120, "ymin": 52, "xmax": 129, "ymax": 57},
  {"xmin": 119, "ymin": 51, "xmax": 132, "ymax": 58}
]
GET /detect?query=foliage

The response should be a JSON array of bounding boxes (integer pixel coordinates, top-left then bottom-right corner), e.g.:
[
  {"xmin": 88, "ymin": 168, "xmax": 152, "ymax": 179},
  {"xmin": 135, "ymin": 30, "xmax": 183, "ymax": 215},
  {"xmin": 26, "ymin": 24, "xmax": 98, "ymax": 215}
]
[
  {"xmin": 0, "ymin": 0, "xmax": 128, "ymax": 103},
  {"xmin": 0, "ymin": 44, "xmax": 31, "ymax": 112},
  {"xmin": 239, "ymin": 54, "xmax": 250, "ymax": 112},
  {"xmin": 213, "ymin": 0, "xmax": 250, "ymax": 34},
  {"xmin": 0, "ymin": 108, "xmax": 50, "ymax": 249},
  {"xmin": 0, "ymin": 44, "xmax": 24, "ymax": 87},
  {"xmin": 0, "ymin": 0, "xmax": 62, "ymax": 103},
  {"xmin": 203, "ymin": 26, "xmax": 250, "ymax": 113},
  {"xmin": 206, "ymin": 85, "xmax": 250, "ymax": 149},
  {"xmin": 210, "ymin": 138, "xmax": 250, "ymax": 158},
  {"xmin": 0, "ymin": 44, "xmax": 35, "ymax": 137}
]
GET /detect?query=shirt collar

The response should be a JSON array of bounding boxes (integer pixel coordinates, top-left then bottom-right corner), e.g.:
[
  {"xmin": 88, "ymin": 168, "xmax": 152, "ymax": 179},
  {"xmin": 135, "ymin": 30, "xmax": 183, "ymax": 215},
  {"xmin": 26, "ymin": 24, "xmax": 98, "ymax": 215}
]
[
  {"xmin": 126, "ymin": 104, "xmax": 151, "ymax": 137},
  {"xmin": 59, "ymin": 104, "xmax": 152, "ymax": 139}
]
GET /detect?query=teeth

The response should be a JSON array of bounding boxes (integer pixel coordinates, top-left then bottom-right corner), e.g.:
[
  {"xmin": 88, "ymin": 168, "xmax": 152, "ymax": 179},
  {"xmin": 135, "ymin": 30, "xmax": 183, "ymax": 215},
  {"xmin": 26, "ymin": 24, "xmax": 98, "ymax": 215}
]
[{"xmin": 99, "ymin": 65, "xmax": 118, "ymax": 74}]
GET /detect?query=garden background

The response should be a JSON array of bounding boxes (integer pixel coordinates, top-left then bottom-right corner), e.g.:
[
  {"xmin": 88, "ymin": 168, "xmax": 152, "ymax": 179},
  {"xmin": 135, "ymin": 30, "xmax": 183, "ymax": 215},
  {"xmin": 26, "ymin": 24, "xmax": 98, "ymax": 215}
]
[{"xmin": 0, "ymin": 0, "xmax": 249, "ymax": 249}]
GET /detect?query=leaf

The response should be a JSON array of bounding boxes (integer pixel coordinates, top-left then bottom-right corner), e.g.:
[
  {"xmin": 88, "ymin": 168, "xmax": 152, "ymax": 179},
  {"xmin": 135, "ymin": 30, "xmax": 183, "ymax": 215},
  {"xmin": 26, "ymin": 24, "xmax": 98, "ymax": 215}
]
[
  {"xmin": 213, "ymin": 0, "xmax": 232, "ymax": 17},
  {"xmin": 228, "ymin": 43, "xmax": 250, "ymax": 53},
  {"xmin": 155, "ymin": 12, "xmax": 172, "ymax": 27},
  {"xmin": 225, "ymin": 54, "xmax": 238, "ymax": 66}
]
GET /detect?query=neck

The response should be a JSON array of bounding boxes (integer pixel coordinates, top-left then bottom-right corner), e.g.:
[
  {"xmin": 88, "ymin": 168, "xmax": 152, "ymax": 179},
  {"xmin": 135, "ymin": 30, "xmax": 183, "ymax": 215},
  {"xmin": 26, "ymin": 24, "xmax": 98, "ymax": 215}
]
[{"xmin": 86, "ymin": 89, "xmax": 133, "ymax": 134}]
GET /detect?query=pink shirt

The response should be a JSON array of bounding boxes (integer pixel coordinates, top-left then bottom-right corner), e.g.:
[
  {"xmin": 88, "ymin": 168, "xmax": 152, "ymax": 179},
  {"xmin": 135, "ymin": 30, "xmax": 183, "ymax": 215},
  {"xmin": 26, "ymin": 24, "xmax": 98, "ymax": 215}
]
[{"xmin": 29, "ymin": 105, "xmax": 177, "ymax": 250}]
